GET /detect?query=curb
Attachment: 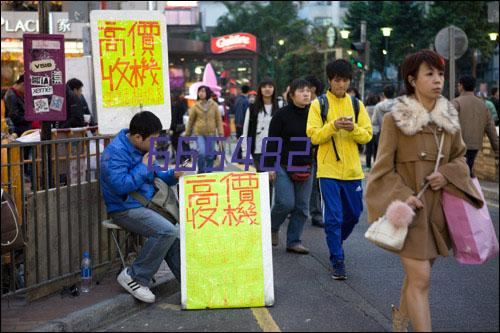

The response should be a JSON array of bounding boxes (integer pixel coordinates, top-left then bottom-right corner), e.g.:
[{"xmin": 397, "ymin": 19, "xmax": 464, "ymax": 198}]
[{"xmin": 30, "ymin": 273, "xmax": 179, "ymax": 332}]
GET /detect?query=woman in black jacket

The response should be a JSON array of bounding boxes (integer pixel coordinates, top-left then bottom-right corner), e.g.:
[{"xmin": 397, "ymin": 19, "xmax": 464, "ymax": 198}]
[{"xmin": 267, "ymin": 78, "xmax": 313, "ymax": 254}]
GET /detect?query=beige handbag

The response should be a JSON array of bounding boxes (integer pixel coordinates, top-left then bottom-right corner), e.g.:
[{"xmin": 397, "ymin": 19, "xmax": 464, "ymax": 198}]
[{"xmin": 365, "ymin": 132, "xmax": 445, "ymax": 251}]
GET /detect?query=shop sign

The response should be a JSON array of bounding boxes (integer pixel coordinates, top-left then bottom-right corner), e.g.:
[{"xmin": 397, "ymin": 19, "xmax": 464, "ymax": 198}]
[
  {"xmin": 211, "ymin": 33, "xmax": 257, "ymax": 54},
  {"xmin": 23, "ymin": 34, "xmax": 66, "ymax": 121},
  {"xmin": 1, "ymin": 12, "xmax": 84, "ymax": 39}
]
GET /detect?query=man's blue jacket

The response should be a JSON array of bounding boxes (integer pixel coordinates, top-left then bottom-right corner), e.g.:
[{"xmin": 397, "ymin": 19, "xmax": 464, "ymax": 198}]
[{"xmin": 100, "ymin": 129, "xmax": 177, "ymax": 214}]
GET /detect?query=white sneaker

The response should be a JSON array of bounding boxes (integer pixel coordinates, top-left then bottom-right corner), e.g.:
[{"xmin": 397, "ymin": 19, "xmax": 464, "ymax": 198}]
[{"xmin": 117, "ymin": 267, "xmax": 156, "ymax": 303}]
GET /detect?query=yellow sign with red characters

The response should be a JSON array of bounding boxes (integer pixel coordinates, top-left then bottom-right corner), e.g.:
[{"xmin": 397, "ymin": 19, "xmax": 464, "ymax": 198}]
[
  {"xmin": 180, "ymin": 172, "xmax": 274, "ymax": 310},
  {"xmin": 97, "ymin": 19, "xmax": 164, "ymax": 108}
]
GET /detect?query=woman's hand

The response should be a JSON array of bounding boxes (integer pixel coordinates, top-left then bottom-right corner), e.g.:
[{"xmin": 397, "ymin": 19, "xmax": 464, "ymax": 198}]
[
  {"xmin": 269, "ymin": 171, "xmax": 276, "ymax": 182},
  {"xmin": 405, "ymin": 195, "xmax": 424, "ymax": 210},
  {"xmin": 426, "ymin": 172, "xmax": 448, "ymax": 191}
]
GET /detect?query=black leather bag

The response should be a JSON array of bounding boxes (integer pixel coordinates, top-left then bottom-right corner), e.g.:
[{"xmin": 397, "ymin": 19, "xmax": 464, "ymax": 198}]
[{"xmin": 1, "ymin": 190, "xmax": 26, "ymax": 254}]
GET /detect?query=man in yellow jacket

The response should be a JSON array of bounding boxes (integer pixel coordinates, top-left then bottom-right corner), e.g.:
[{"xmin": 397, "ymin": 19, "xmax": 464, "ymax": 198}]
[{"xmin": 306, "ymin": 59, "xmax": 372, "ymax": 280}]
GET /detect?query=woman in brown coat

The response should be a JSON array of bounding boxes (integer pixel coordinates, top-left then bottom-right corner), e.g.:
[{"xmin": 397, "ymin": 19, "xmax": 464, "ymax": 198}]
[
  {"xmin": 365, "ymin": 49, "xmax": 483, "ymax": 332},
  {"xmin": 185, "ymin": 86, "xmax": 224, "ymax": 174}
]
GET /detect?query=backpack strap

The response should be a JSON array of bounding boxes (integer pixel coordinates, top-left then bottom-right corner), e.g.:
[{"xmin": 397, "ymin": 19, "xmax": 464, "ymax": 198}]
[
  {"xmin": 350, "ymin": 95, "xmax": 360, "ymax": 123},
  {"xmin": 318, "ymin": 94, "xmax": 340, "ymax": 161}
]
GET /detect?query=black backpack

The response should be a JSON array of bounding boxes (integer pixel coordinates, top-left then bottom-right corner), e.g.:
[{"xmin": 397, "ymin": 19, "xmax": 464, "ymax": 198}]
[{"xmin": 317, "ymin": 94, "xmax": 359, "ymax": 161}]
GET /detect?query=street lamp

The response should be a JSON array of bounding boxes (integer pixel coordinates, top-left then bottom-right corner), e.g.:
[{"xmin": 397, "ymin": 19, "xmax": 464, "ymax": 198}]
[
  {"xmin": 278, "ymin": 39, "xmax": 285, "ymax": 46},
  {"xmin": 340, "ymin": 29, "xmax": 350, "ymax": 39},
  {"xmin": 381, "ymin": 27, "xmax": 393, "ymax": 79},
  {"xmin": 489, "ymin": 32, "xmax": 498, "ymax": 41}
]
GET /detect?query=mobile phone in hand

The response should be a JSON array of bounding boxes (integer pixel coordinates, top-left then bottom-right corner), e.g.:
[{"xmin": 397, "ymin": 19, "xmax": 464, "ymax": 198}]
[{"xmin": 343, "ymin": 116, "xmax": 353, "ymax": 122}]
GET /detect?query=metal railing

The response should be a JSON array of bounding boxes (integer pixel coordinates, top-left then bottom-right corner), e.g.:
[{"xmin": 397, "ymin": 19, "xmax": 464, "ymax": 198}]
[{"xmin": 1, "ymin": 132, "xmax": 137, "ymax": 301}]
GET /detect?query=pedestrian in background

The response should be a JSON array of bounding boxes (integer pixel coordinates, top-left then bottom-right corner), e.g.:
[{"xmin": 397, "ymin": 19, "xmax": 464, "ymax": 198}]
[
  {"xmin": 490, "ymin": 87, "xmax": 499, "ymax": 125},
  {"xmin": 307, "ymin": 59, "xmax": 372, "ymax": 280},
  {"xmin": 366, "ymin": 49, "xmax": 484, "ymax": 332},
  {"xmin": 185, "ymin": 86, "xmax": 224, "ymax": 174},
  {"xmin": 241, "ymin": 78, "xmax": 278, "ymax": 205},
  {"xmin": 234, "ymin": 85, "xmax": 250, "ymax": 159},
  {"xmin": 363, "ymin": 93, "xmax": 380, "ymax": 170},
  {"xmin": 4, "ymin": 74, "xmax": 33, "ymax": 136},
  {"xmin": 169, "ymin": 88, "xmax": 189, "ymax": 163},
  {"xmin": 268, "ymin": 78, "xmax": 314, "ymax": 254},
  {"xmin": 347, "ymin": 87, "xmax": 361, "ymax": 100},
  {"xmin": 304, "ymin": 75, "xmax": 325, "ymax": 228},
  {"xmin": 371, "ymin": 85, "xmax": 397, "ymax": 163},
  {"xmin": 452, "ymin": 75, "xmax": 499, "ymax": 177},
  {"xmin": 477, "ymin": 81, "xmax": 488, "ymax": 99},
  {"xmin": 61, "ymin": 78, "xmax": 92, "ymax": 128}
]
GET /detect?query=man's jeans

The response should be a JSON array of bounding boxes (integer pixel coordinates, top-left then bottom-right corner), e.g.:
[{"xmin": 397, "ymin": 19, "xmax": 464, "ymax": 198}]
[
  {"xmin": 271, "ymin": 165, "xmax": 313, "ymax": 247},
  {"xmin": 196, "ymin": 135, "xmax": 216, "ymax": 174},
  {"xmin": 111, "ymin": 207, "xmax": 180, "ymax": 286},
  {"xmin": 320, "ymin": 178, "xmax": 363, "ymax": 265}
]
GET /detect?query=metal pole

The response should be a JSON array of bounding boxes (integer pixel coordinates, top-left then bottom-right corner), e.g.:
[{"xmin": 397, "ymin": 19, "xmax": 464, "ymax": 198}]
[
  {"xmin": 359, "ymin": 21, "xmax": 367, "ymax": 101},
  {"xmin": 38, "ymin": 1, "xmax": 51, "ymax": 141},
  {"xmin": 385, "ymin": 37, "xmax": 388, "ymax": 79},
  {"xmin": 148, "ymin": 1, "xmax": 156, "ymax": 10},
  {"xmin": 449, "ymin": 26, "xmax": 456, "ymax": 100}
]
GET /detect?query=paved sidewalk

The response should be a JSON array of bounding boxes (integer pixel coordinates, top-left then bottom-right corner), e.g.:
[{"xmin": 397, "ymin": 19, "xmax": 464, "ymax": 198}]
[{"xmin": 1, "ymin": 265, "xmax": 178, "ymax": 332}]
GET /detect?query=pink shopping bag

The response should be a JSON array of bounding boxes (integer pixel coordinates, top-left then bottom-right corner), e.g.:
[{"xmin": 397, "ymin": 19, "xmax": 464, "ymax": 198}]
[{"xmin": 442, "ymin": 177, "xmax": 499, "ymax": 265}]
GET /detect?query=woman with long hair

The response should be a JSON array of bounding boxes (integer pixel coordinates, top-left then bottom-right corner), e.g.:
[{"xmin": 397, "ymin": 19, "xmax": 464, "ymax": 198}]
[
  {"xmin": 241, "ymin": 78, "xmax": 279, "ymax": 204},
  {"xmin": 365, "ymin": 49, "xmax": 483, "ymax": 331},
  {"xmin": 185, "ymin": 86, "xmax": 223, "ymax": 174}
]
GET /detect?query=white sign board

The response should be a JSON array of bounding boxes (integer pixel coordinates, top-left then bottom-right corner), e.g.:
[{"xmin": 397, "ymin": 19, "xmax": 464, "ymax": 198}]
[{"xmin": 90, "ymin": 10, "xmax": 171, "ymax": 135}]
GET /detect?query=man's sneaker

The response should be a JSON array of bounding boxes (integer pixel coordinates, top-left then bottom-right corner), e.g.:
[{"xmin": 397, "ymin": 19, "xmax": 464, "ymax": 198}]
[
  {"xmin": 312, "ymin": 220, "xmax": 325, "ymax": 228},
  {"xmin": 117, "ymin": 267, "xmax": 156, "ymax": 303},
  {"xmin": 332, "ymin": 260, "xmax": 347, "ymax": 280},
  {"xmin": 286, "ymin": 244, "xmax": 310, "ymax": 254},
  {"xmin": 271, "ymin": 232, "xmax": 279, "ymax": 246}
]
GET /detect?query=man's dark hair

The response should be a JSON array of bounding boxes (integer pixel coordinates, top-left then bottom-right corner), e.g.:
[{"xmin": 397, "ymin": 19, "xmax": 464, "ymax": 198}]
[
  {"xmin": 67, "ymin": 78, "xmax": 84, "ymax": 91},
  {"xmin": 459, "ymin": 75, "xmax": 476, "ymax": 92},
  {"xmin": 287, "ymin": 78, "xmax": 311, "ymax": 101},
  {"xmin": 383, "ymin": 85, "xmax": 395, "ymax": 99},
  {"xmin": 326, "ymin": 59, "xmax": 352, "ymax": 81},
  {"xmin": 304, "ymin": 75, "xmax": 324, "ymax": 95},
  {"xmin": 491, "ymin": 87, "xmax": 498, "ymax": 96},
  {"xmin": 129, "ymin": 111, "xmax": 162, "ymax": 139},
  {"xmin": 15, "ymin": 74, "xmax": 24, "ymax": 84},
  {"xmin": 241, "ymin": 85, "xmax": 250, "ymax": 94}
]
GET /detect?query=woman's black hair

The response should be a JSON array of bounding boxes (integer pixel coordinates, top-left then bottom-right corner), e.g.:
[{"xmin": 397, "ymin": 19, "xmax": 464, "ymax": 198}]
[
  {"xmin": 250, "ymin": 77, "xmax": 278, "ymax": 116},
  {"xmin": 197, "ymin": 85, "xmax": 213, "ymax": 100},
  {"xmin": 287, "ymin": 78, "xmax": 311, "ymax": 101}
]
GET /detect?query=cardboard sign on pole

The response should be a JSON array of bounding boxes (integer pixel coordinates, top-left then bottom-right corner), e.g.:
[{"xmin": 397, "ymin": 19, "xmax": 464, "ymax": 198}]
[
  {"xmin": 179, "ymin": 172, "xmax": 274, "ymax": 310},
  {"xmin": 90, "ymin": 10, "xmax": 171, "ymax": 134}
]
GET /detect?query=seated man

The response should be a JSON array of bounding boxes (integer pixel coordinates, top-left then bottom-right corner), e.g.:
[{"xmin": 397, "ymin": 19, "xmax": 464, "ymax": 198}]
[{"xmin": 100, "ymin": 111, "xmax": 182, "ymax": 303}]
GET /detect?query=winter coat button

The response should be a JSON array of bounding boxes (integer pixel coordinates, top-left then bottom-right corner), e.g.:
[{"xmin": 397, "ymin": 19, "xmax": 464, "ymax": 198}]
[{"xmin": 419, "ymin": 152, "xmax": 427, "ymax": 160}]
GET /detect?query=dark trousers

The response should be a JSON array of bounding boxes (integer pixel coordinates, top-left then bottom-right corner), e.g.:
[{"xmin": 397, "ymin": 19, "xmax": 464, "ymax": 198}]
[
  {"xmin": 466, "ymin": 149, "xmax": 479, "ymax": 178},
  {"xmin": 236, "ymin": 126, "xmax": 244, "ymax": 159},
  {"xmin": 309, "ymin": 161, "xmax": 323, "ymax": 224},
  {"xmin": 365, "ymin": 134, "xmax": 379, "ymax": 168}
]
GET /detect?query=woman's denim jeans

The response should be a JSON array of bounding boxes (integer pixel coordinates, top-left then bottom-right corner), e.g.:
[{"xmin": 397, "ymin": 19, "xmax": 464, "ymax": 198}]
[
  {"xmin": 196, "ymin": 135, "xmax": 215, "ymax": 174},
  {"xmin": 271, "ymin": 165, "xmax": 313, "ymax": 247}
]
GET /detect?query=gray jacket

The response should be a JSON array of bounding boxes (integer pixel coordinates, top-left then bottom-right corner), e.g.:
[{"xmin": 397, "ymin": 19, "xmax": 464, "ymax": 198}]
[{"xmin": 372, "ymin": 98, "xmax": 396, "ymax": 135}]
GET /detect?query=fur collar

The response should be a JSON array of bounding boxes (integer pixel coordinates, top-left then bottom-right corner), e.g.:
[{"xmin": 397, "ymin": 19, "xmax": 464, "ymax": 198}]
[{"xmin": 391, "ymin": 95, "xmax": 460, "ymax": 136}]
